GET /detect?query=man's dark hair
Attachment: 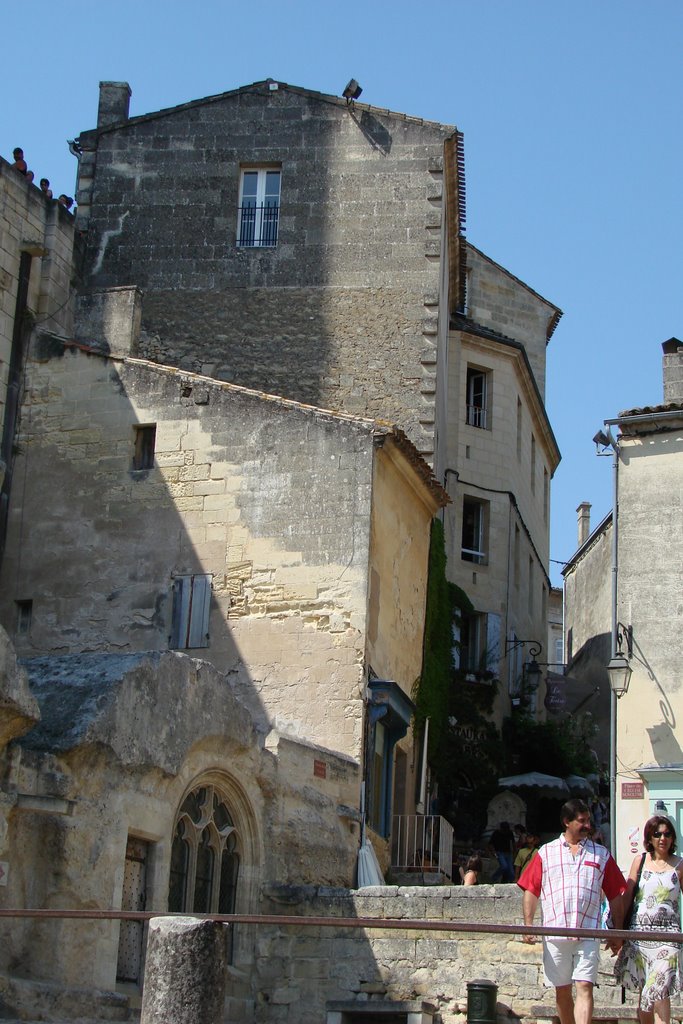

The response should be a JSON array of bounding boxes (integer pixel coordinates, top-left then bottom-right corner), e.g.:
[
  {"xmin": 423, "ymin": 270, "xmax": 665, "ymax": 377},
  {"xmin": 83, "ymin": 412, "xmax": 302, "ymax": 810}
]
[{"xmin": 560, "ymin": 798, "xmax": 589, "ymax": 826}]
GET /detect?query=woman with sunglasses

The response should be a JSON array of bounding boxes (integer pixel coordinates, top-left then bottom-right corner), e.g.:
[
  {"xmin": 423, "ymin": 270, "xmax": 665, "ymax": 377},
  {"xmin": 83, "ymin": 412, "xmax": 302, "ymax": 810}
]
[{"xmin": 616, "ymin": 816, "xmax": 683, "ymax": 1024}]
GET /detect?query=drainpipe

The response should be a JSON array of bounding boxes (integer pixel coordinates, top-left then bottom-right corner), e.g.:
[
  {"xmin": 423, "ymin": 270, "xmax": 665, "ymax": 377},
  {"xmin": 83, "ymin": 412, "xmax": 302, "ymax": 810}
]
[
  {"xmin": 596, "ymin": 425, "xmax": 620, "ymax": 854},
  {"xmin": 609, "ymin": 438, "xmax": 619, "ymax": 856}
]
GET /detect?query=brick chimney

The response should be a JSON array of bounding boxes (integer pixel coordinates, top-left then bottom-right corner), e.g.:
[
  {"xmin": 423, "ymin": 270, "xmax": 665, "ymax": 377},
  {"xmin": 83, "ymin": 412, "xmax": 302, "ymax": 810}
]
[
  {"xmin": 97, "ymin": 81, "xmax": 131, "ymax": 128},
  {"xmin": 662, "ymin": 337, "xmax": 683, "ymax": 404},
  {"xmin": 577, "ymin": 502, "xmax": 591, "ymax": 547}
]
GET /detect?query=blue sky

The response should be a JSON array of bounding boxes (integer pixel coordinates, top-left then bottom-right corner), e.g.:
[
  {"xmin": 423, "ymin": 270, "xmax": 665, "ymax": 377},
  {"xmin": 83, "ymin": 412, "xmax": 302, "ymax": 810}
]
[{"xmin": 4, "ymin": 0, "xmax": 681, "ymax": 586}]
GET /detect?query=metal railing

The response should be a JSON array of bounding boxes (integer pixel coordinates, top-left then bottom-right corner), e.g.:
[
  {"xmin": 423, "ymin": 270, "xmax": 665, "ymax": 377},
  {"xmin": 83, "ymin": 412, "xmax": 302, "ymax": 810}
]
[
  {"xmin": 237, "ymin": 202, "xmax": 279, "ymax": 247},
  {"xmin": 391, "ymin": 814, "xmax": 453, "ymax": 880},
  {"xmin": 1, "ymin": 907, "xmax": 681, "ymax": 944},
  {"xmin": 466, "ymin": 404, "xmax": 487, "ymax": 429}
]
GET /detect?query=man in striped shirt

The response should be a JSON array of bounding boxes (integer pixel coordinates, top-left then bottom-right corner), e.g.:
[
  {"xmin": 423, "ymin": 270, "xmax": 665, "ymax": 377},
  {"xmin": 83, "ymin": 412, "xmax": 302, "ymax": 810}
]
[{"xmin": 518, "ymin": 799, "xmax": 626, "ymax": 1024}]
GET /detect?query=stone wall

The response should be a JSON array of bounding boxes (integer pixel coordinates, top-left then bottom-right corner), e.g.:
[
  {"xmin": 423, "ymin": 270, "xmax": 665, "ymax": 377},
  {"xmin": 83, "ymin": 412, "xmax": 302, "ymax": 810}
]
[
  {"xmin": 0, "ymin": 336, "xmax": 441, "ymax": 761},
  {"xmin": 242, "ymin": 883, "xmax": 626, "ymax": 1024},
  {"xmin": 75, "ymin": 81, "xmax": 455, "ymax": 455},
  {"xmin": 0, "ymin": 650, "xmax": 361, "ymax": 992},
  {"xmin": 612, "ymin": 418, "xmax": 683, "ymax": 866},
  {"xmin": 0, "ymin": 157, "xmax": 74, "ymax": 465},
  {"xmin": 464, "ymin": 246, "xmax": 558, "ymax": 402},
  {"xmin": 0, "ymin": 341, "xmax": 378, "ymax": 756},
  {"xmin": 563, "ymin": 518, "xmax": 612, "ymax": 670}
]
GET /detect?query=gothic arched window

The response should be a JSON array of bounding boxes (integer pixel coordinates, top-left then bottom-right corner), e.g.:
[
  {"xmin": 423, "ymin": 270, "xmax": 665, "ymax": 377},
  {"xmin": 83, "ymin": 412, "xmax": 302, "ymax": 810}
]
[{"xmin": 168, "ymin": 785, "xmax": 240, "ymax": 923}]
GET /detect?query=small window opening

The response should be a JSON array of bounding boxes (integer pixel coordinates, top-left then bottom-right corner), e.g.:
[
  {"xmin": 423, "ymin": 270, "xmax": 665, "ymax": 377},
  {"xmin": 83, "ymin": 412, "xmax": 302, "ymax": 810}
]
[
  {"xmin": 132, "ymin": 424, "xmax": 156, "ymax": 471},
  {"xmin": 16, "ymin": 599, "xmax": 33, "ymax": 635}
]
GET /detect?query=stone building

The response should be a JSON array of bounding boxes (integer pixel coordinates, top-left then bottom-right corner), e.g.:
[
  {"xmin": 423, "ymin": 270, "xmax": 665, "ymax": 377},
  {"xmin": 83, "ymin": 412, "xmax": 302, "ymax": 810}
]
[
  {"xmin": 0, "ymin": 305, "xmax": 446, "ymax": 982},
  {"xmin": 72, "ymin": 77, "xmax": 561, "ymax": 727},
  {"xmin": 0, "ymin": 78, "xmax": 564, "ymax": 1019},
  {"xmin": 443, "ymin": 249, "xmax": 561, "ymax": 728},
  {"xmin": 563, "ymin": 338, "xmax": 683, "ymax": 867},
  {"xmin": 74, "ymin": 79, "xmax": 460, "ymax": 460},
  {"xmin": 0, "ymin": 157, "xmax": 75, "ymax": 549}
]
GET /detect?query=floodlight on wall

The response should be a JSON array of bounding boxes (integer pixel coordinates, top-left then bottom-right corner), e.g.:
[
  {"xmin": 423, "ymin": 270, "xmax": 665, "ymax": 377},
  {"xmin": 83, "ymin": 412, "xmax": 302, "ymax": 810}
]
[
  {"xmin": 593, "ymin": 426, "xmax": 616, "ymax": 454},
  {"xmin": 606, "ymin": 622, "xmax": 634, "ymax": 698},
  {"xmin": 343, "ymin": 79, "xmax": 363, "ymax": 102}
]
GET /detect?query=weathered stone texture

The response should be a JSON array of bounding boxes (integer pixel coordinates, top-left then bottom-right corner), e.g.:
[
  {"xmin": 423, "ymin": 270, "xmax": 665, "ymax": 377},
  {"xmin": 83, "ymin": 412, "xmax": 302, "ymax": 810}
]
[
  {"xmin": 0, "ymin": 650, "xmax": 360, "ymax": 991},
  {"xmin": 0, "ymin": 336, "xmax": 441, "ymax": 765},
  {"xmin": 662, "ymin": 339, "xmax": 683, "ymax": 403},
  {"xmin": 244, "ymin": 884, "xmax": 628, "ymax": 1024},
  {"xmin": 0, "ymin": 624, "xmax": 39, "ymax": 750},
  {"xmin": 75, "ymin": 83, "xmax": 453, "ymax": 452},
  {"xmin": 0, "ymin": 344, "xmax": 377, "ymax": 754},
  {"xmin": 0, "ymin": 158, "xmax": 75, "ymax": 453},
  {"xmin": 465, "ymin": 245, "xmax": 557, "ymax": 401},
  {"xmin": 140, "ymin": 917, "xmax": 226, "ymax": 1024},
  {"xmin": 137, "ymin": 286, "xmax": 431, "ymax": 440}
]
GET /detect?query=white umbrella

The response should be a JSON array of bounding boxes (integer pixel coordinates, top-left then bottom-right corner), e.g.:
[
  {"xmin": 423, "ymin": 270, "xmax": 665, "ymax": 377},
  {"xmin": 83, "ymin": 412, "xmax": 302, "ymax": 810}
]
[
  {"xmin": 356, "ymin": 782, "xmax": 386, "ymax": 888},
  {"xmin": 357, "ymin": 835, "xmax": 386, "ymax": 887},
  {"xmin": 564, "ymin": 774, "xmax": 595, "ymax": 797},
  {"xmin": 498, "ymin": 772, "xmax": 570, "ymax": 800}
]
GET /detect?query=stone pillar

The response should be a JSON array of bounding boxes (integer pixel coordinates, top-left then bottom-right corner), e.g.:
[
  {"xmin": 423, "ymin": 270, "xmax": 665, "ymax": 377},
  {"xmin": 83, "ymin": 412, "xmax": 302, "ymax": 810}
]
[{"xmin": 140, "ymin": 916, "xmax": 227, "ymax": 1024}]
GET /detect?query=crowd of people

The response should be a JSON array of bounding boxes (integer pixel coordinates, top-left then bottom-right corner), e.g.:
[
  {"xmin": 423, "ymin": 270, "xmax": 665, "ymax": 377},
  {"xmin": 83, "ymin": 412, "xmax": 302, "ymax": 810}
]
[{"xmin": 9, "ymin": 147, "xmax": 74, "ymax": 210}]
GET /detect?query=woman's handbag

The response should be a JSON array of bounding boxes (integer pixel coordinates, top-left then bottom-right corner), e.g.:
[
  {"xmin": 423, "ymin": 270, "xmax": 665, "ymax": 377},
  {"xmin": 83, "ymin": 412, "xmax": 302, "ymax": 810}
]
[{"xmin": 622, "ymin": 852, "xmax": 647, "ymax": 930}]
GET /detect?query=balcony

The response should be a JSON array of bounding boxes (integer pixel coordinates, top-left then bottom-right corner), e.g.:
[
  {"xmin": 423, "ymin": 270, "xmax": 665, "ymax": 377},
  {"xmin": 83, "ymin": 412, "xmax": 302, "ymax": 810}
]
[
  {"xmin": 237, "ymin": 202, "xmax": 279, "ymax": 247},
  {"xmin": 390, "ymin": 814, "xmax": 453, "ymax": 883}
]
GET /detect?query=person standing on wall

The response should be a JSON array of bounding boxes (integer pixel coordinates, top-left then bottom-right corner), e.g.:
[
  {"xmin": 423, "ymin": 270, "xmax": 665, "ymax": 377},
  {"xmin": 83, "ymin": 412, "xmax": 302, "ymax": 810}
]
[
  {"xmin": 518, "ymin": 798, "xmax": 627, "ymax": 1024},
  {"xmin": 489, "ymin": 820, "xmax": 515, "ymax": 882}
]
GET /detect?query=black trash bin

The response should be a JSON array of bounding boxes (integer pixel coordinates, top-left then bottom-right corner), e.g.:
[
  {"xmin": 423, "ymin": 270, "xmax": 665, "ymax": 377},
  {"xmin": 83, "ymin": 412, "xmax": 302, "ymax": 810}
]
[{"xmin": 467, "ymin": 978, "xmax": 498, "ymax": 1024}]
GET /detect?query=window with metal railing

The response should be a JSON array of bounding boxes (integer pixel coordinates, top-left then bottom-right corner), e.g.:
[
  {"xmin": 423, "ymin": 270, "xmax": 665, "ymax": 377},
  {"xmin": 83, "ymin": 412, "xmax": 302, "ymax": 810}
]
[
  {"xmin": 237, "ymin": 168, "xmax": 281, "ymax": 247},
  {"xmin": 466, "ymin": 366, "xmax": 489, "ymax": 429}
]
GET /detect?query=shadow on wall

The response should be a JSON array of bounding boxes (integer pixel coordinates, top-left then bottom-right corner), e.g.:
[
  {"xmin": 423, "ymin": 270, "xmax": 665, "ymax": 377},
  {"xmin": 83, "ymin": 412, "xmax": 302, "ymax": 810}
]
[
  {"xmin": 562, "ymin": 632, "xmax": 611, "ymax": 766},
  {"xmin": 76, "ymin": 82, "xmax": 443, "ymax": 438},
  {"xmin": 0, "ymin": 329, "xmax": 374, "ymax": 990}
]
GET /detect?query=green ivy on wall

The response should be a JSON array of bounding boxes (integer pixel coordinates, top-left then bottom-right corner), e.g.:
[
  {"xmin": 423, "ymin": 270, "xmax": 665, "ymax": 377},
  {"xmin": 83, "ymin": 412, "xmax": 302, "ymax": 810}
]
[{"xmin": 413, "ymin": 520, "xmax": 504, "ymax": 835}]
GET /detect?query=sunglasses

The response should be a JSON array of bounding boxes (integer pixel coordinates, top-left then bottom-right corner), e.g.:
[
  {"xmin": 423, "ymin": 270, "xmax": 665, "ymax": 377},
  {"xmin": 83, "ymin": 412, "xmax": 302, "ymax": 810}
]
[{"xmin": 653, "ymin": 831, "xmax": 673, "ymax": 839}]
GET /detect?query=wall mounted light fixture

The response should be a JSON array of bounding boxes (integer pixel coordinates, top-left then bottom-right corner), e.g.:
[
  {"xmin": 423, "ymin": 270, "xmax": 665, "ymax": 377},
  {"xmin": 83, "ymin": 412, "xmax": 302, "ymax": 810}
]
[{"xmin": 606, "ymin": 621, "xmax": 633, "ymax": 698}]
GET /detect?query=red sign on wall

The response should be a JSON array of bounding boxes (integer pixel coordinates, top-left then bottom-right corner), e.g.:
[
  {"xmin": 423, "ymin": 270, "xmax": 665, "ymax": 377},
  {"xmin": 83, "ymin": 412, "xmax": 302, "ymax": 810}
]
[
  {"xmin": 622, "ymin": 782, "xmax": 645, "ymax": 799},
  {"xmin": 314, "ymin": 759, "xmax": 327, "ymax": 779}
]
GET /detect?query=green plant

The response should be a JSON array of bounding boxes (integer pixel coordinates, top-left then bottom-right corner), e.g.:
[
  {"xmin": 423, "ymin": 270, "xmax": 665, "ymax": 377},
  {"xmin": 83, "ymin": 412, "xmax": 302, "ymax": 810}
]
[
  {"xmin": 412, "ymin": 520, "xmax": 504, "ymax": 835},
  {"xmin": 502, "ymin": 712, "xmax": 598, "ymax": 778}
]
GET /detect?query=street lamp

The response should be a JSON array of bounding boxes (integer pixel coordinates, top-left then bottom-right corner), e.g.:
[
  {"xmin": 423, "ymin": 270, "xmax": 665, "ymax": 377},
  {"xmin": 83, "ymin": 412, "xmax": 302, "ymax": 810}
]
[{"xmin": 606, "ymin": 622, "xmax": 633, "ymax": 698}]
